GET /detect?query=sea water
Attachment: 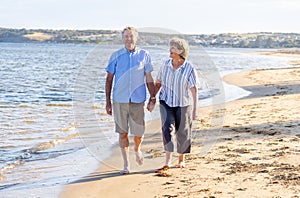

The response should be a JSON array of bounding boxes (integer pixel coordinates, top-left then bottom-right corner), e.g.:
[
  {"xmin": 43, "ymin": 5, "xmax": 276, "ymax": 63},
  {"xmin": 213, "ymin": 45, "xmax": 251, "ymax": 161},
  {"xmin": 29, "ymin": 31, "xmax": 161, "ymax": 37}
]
[{"xmin": 0, "ymin": 43, "xmax": 295, "ymax": 197}]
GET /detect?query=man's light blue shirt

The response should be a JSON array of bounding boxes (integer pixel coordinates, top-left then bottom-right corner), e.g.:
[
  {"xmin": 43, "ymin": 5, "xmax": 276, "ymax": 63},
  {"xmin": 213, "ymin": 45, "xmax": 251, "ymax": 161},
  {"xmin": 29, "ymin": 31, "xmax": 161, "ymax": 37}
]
[{"xmin": 106, "ymin": 47, "xmax": 153, "ymax": 103}]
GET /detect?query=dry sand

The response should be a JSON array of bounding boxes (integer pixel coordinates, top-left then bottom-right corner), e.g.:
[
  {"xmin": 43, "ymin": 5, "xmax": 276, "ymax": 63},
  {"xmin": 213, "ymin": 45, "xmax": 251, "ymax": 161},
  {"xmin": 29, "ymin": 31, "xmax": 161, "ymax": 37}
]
[{"xmin": 60, "ymin": 67, "xmax": 300, "ymax": 198}]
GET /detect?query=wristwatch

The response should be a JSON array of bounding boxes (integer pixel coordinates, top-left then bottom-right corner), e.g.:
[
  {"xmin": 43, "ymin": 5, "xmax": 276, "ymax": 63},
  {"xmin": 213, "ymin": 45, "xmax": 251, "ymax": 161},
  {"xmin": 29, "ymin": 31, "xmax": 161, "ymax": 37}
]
[{"xmin": 150, "ymin": 97, "xmax": 156, "ymax": 101}]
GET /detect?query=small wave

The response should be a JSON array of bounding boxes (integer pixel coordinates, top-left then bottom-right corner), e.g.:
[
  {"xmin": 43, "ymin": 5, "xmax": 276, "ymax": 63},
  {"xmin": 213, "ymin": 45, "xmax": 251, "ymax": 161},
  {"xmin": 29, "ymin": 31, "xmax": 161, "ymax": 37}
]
[
  {"xmin": 0, "ymin": 183, "xmax": 20, "ymax": 190},
  {"xmin": 0, "ymin": 173, "xmax": 5, "ymax": 181},
  {"xmin": 18, "ymin": 104, "xmax": 32, "ymax": 108},
  {"xmin": 28, "ymin": 135, "xmax": 77, "ymax": 154},
  {"xmin": 0, "ymin": 160, "xmax": 25, "ymax": 173},
  {"xmin": 0, "ymin": 132, "xmax": 79, "ymax": 179},
  {"xmin": 29, "ymin": 142, "xmax": 58, "ymax": 153},
  {"xmin": 0, "ymin": 105, "xmax": 16, "ymax": 109},
  {"xmin": 0, "ymin": 145, "xmax": 15, "ymax": 149},
  {"xmin": 23, "ymin": 120, "xmax": 35, "ymax": 124},
  {"xmin": 46, "ymin": 103, "xmax": 72, "ymax": 107},
  {"xmin": 91, "ymin": 105, "xmax": 105, "ymax": 109},
  {"xmin": 60, "ymin": 122, "xmax": 78, "ymax": 132},
  {"xmin": 60, "ymin": 126, "xmax": 76, "ymax": 132},
  {"xmin": 198, "ymin": 88, "xmax": 220, "ymax": 99}
]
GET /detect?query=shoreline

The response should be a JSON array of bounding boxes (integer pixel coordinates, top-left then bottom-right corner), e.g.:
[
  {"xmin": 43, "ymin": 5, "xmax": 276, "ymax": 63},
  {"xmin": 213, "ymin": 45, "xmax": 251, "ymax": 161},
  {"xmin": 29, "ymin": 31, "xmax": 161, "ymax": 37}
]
[
  {"xmin": 248, "ymin": 49, "xmax": 300, "ymax": 67},
  {"xmin": 60, "ymin": 67, "xmax": 300, "ymax": 198}
]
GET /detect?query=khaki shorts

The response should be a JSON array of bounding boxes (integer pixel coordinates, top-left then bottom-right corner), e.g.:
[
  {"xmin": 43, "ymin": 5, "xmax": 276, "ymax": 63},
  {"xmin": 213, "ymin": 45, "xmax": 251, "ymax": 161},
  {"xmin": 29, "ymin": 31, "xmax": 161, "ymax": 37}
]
[{"xmin": 113, "ymin": 102, "xmax": 145, "ymax": 137}]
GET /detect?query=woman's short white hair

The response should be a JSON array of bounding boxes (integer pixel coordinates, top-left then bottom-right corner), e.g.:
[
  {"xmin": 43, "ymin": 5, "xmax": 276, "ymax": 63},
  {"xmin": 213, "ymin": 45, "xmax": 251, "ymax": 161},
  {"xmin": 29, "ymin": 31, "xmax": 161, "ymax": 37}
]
[{"xmin": 169, "ymin": 37, "xmax": 189, "ymax": 59}]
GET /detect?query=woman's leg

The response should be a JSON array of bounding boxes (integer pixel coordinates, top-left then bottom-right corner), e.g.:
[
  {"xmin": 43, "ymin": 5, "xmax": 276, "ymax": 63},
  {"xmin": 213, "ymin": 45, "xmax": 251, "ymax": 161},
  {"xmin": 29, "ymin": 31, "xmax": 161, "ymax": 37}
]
[
  {"xmin": 159, "ymin": 100, "xmax": 175, "ymax": 167},
  {"xmin": 174, "ymin": 105, "xmax": 192, "ymax": 167},
  {"xmin": 159, "ymin": 100, "xmax": 175, "ymax": 153}
]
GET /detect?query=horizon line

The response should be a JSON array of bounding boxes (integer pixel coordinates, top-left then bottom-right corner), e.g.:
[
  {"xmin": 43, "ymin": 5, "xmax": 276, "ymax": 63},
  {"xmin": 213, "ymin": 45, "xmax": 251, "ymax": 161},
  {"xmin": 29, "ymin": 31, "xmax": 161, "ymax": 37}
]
[{"xmin": 0, "ymin": 26, "xmax": 300, "ymax": 35}]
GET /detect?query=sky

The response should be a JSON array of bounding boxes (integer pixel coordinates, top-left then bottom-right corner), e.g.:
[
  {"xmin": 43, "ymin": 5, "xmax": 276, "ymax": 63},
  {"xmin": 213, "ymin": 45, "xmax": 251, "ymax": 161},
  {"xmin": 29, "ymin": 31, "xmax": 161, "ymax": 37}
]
[{"xmin": 1, "ymin": 0, "xmax": 300, "ymax": 34}]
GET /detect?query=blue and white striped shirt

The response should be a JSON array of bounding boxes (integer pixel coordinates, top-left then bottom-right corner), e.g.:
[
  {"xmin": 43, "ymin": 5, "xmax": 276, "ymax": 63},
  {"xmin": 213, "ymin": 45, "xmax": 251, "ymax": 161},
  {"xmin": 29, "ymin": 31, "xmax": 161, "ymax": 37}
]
[{"xmin": 157, "ymin": 59, "xmax": 198, "ymax": 107}]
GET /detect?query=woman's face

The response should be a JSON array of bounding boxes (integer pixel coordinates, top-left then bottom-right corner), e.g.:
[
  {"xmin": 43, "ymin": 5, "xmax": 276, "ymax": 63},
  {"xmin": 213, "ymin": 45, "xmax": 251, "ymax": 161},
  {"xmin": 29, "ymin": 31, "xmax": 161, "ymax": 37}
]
[{"xmin": 169, "ymin": 45, "xmax": 182, "ymax": 59}]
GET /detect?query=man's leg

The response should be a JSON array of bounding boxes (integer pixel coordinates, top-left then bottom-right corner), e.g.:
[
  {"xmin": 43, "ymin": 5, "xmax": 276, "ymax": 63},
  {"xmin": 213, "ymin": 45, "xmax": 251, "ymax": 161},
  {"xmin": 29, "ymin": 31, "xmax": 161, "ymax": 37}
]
[
  {"xmin": 133, "ymin": 135, "xmax": 143, "ymax": 152},
  {"xmin": 134, "ymin": 136, "xmax": 143, "ymax": 165},
  {"xmin": 119, "ymin": 132, "xmax": 130, "ymax": 174},
  {"xmin": 129, "ymin": 102, "xmax": 145, "ymax": 166}
]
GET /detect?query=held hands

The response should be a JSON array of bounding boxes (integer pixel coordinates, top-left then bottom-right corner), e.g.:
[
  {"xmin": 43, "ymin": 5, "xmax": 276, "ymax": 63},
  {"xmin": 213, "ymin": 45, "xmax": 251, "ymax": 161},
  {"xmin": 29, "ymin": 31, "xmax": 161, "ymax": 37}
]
[{"xmin": 147, "ymin": 97, "xmax": 156, "ymax": 112}]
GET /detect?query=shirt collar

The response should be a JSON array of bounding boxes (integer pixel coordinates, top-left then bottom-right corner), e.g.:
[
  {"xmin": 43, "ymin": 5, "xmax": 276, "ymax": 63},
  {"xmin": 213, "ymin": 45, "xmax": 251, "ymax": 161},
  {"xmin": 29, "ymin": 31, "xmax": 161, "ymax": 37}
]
[
  {"xmin": 167, "ymin": 59, "xmax": 187, "ymax": 69},
  {"xmin": 123, "ymin": 46, "xmax": 138, "ymax": 54}
]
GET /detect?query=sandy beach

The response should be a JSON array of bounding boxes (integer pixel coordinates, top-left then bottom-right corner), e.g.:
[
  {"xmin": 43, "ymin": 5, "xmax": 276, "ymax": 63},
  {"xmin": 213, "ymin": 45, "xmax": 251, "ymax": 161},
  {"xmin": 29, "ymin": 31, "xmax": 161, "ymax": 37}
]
[{"xmin": 60, "ymin": 65, "xmax": 300, "ymax": 197}]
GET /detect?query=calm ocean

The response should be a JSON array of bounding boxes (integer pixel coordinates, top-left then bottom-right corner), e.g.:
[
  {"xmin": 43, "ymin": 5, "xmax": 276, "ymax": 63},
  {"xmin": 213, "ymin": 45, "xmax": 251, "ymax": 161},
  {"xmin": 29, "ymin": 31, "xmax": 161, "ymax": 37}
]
[{"xmin": 0, "ymin": 43, "xmax": 295, "ymax": 197}]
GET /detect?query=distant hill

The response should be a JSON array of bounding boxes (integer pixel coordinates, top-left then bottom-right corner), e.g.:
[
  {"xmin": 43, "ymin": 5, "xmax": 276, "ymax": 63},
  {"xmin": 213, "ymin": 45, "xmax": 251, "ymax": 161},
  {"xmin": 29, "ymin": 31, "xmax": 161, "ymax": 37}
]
[
  {"xmin": 138, "ymin": 27, "xmax": 181, "ymax": 34},
  {"xmin": 1, "ymin": 27, "xmax": 300, "ymax": 48}
]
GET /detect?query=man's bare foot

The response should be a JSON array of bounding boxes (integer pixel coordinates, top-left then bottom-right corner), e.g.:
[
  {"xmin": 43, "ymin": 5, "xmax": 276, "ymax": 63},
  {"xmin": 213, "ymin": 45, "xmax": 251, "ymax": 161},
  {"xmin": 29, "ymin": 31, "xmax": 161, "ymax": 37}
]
[
  {"xmin": 135, "ymin": 151, "xmax": 144, "ymax": 165},
  {"xmin": 120, "ymin": 167, "xmax": 130, "ymax": 175}
]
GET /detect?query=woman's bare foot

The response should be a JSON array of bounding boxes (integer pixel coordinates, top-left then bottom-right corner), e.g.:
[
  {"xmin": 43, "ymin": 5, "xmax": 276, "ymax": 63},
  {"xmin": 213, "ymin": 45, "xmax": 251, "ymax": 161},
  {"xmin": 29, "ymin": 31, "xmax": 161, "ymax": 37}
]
[
  {"xmin": 155, "ymin": 165, "xmax": 169, "ymax": 173},
  {"xmin": 175, "ymin": 161, "xmax": 186, "ymax": 168},
  {"xmin": 176, "ymin": 153, "xmax": 185, "ymax": 168}
]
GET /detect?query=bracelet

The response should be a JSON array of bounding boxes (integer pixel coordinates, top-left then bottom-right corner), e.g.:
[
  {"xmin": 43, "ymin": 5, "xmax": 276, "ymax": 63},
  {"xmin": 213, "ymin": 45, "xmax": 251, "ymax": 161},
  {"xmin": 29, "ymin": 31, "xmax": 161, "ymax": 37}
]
[{"xmin": 150, "ymin": 97, "xmax": 156, "ymax": 100}]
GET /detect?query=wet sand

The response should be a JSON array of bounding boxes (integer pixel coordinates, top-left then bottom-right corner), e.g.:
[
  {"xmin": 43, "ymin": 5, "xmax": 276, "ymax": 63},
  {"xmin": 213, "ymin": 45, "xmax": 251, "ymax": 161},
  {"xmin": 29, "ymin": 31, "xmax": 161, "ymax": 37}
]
[{"xmin": 60, "ymin": 67, "xmax": 300, "ymax": 198}]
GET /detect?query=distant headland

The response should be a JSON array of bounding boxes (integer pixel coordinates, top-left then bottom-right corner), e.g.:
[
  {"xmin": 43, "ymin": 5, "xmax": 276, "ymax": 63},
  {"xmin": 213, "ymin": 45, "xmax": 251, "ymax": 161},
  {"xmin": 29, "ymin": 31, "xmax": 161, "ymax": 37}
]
[{"xmin": 1, "ymin": 27, "xmax": 300, "ymax": 48}]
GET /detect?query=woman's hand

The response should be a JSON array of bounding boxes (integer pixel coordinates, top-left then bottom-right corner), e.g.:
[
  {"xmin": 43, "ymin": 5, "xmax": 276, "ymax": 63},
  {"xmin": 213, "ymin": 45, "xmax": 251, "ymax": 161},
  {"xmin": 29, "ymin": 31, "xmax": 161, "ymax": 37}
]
[{"xmin": 147, "ymin": 97, "xmax": 156, "ymax": 112}]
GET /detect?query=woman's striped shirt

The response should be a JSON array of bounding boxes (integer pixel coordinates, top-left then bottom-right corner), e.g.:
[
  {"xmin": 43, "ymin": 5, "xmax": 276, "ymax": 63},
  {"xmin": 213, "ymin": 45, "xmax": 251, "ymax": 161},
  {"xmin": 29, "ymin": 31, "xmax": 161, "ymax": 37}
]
[{"xmin": 157, "ymin": 59, "xmax": 198, "ymax": 107}]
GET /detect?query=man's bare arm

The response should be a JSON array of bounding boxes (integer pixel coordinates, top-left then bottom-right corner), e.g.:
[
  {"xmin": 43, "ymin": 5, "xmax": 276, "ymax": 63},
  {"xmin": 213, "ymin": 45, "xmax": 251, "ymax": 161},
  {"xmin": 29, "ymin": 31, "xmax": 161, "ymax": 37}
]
[{"xmin": 105, "ymin": 72, "xmax": 114, "ymax": 115}]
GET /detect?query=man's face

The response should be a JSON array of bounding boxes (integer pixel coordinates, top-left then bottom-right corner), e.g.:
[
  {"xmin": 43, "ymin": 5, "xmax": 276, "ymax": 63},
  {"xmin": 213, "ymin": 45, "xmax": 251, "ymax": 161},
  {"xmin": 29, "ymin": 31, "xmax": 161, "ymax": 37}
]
[{"xmin": 123, "ymin": 30, "xmax": 137, "ymax": 51}]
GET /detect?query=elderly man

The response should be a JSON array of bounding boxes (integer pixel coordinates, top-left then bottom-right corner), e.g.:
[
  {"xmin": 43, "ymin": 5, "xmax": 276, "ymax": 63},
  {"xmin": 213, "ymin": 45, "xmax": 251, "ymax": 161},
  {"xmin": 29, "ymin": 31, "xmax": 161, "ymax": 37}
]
[{"xmin": 105, "ymin": 26, "xmax": 156, "ymax": 174}]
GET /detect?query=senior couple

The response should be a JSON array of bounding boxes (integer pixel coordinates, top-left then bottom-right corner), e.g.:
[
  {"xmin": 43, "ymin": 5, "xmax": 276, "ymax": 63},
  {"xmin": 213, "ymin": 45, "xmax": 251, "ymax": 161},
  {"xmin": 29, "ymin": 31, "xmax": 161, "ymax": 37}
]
[{"xmin": 105, "ymin": 26, "xmax": 198, "ymax": 175}]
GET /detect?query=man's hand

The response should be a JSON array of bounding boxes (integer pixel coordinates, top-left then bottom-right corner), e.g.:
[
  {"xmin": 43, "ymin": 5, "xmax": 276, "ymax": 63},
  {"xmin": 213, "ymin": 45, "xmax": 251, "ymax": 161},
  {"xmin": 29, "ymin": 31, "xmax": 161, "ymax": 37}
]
[{"xmin": 106, "ymin": 102, "xmax": 112, "ymax": 115}]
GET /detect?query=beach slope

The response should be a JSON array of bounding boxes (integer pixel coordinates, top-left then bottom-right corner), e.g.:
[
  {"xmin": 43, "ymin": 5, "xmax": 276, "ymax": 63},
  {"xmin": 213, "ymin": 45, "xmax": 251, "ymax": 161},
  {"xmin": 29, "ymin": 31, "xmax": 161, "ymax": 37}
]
[{"xmin": 60, "ymin": 67, "xmax": 300, "ymax": 198}]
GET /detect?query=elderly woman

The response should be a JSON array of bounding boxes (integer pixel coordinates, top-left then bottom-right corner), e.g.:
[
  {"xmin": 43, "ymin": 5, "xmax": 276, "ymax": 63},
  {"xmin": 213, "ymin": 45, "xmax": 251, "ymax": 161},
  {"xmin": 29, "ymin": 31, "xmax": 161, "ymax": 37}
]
[{"xmin": 154, "ymin": 37, "xmax": 198, "ymax": 170}]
